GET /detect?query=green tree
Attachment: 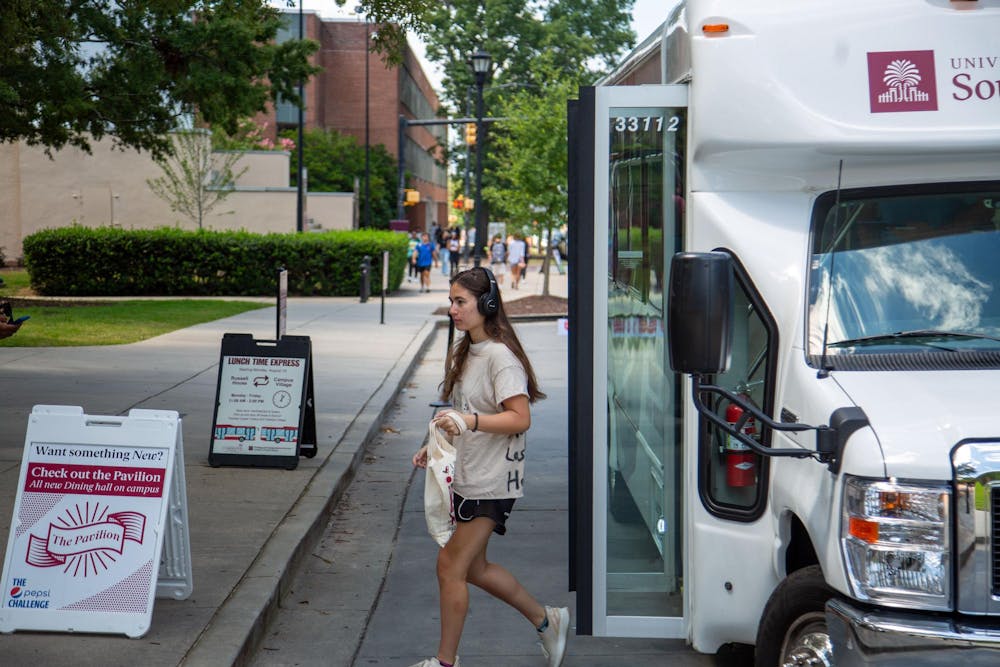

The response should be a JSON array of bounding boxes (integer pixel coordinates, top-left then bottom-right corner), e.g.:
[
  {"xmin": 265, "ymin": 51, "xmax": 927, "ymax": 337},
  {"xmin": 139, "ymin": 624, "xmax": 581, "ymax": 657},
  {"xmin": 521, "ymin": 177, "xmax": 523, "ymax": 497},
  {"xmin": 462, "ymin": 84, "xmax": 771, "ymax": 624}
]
[
  {"xmin": 339, "ymin": 0, "xmax": 435, "ymax": 64},
  {"xmin": 147, "ymin": 129, "xmax": 247, "ymax": 230},
  {"xmin": 422, "ymin": 0, "xmax": 634, "ymax": 111},
  {"xmin": 420, "ymin": 1, "xmax": 634, "ymax": 234},
  {"xmin": 285, "ymin": 128, "xmax": 398, "ymax": 230},
  {"xmin": 484, "ymin": 75, "xmax": 575, "ymax": 296},
  {"xmin": 0, "ymin": 1, "xmax": 319, "ymax": 158}
]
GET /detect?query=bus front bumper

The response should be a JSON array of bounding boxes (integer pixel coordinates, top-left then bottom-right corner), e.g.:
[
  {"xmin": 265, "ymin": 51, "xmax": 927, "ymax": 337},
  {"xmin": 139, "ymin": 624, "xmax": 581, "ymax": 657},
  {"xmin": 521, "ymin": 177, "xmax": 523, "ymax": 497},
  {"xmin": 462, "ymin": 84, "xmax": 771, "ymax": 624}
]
[{"xmin": 827, "ymin": 598, "xmax": 1000, "ymax": 665}]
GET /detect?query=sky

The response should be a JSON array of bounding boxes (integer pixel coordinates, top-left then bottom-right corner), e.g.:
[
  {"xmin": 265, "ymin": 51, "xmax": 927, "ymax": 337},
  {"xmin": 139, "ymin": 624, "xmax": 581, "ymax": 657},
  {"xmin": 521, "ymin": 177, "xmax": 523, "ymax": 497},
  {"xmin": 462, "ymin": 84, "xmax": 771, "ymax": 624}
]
[{"xmin": 277, "ymin": 0, "xmax": 672, "ymax": 90}]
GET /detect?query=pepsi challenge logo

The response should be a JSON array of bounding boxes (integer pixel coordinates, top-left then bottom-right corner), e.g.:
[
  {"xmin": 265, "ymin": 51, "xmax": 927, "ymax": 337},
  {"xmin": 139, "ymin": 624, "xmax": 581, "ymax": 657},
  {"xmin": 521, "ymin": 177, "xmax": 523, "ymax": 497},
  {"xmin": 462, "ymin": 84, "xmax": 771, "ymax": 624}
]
[{"xmin": 7, "ymin": 578, "xmax": 51, "ymax": 608}]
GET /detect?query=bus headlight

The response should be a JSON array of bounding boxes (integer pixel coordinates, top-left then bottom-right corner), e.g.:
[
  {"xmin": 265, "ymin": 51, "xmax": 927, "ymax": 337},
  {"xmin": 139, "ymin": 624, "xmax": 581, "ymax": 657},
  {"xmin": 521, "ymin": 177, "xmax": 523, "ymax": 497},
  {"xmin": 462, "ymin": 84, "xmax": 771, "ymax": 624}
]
[{"xmin": 842, "ymin": 476, "xmax": 951, "ymax": 610}]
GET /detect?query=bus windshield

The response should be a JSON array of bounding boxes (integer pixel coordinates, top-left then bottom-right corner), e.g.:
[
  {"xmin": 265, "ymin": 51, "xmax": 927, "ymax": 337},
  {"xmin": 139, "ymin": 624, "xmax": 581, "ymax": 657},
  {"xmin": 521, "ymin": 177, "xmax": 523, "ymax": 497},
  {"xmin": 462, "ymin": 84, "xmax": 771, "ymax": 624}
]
[{"xmin": 808, "ymin": 184, "xmax": 1000, "ymax": 361}]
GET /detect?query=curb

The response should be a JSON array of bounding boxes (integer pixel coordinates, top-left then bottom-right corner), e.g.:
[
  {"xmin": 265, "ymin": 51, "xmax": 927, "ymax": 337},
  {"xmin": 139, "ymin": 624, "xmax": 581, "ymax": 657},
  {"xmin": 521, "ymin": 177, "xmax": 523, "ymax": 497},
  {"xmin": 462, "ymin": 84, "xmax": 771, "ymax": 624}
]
[{"xmin": 179, "ymin": 319, "xmax": 441, "ymax": 667}]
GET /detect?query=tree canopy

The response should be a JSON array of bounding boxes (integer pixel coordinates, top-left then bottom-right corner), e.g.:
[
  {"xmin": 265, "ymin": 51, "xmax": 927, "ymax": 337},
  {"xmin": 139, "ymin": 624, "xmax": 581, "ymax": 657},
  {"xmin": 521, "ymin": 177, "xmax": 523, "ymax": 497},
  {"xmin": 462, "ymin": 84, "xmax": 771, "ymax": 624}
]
[
  {"xmin": 484, "ymin": 72, "xmax": 576, "ymax": 293},
  {"xmin": 419, "ymin": 0, "xmax": 635, "ymax": 239},
  {"xmin": 339, "ymin": 0, "xmax": 435, "ymax": 64},
  {"xmin": 0, "ymin": 1, "xmax": 318, "ymax": 158},
  {"xmin": 421, "ymin": 0, "xmax": 635, "ymax": 114}
]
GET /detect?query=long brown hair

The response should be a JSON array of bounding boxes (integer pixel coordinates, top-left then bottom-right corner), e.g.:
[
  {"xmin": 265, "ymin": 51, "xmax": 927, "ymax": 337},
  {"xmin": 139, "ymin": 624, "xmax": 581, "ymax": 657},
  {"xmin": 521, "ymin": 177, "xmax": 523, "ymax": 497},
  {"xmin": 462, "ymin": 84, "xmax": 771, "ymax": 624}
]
[{"xmin": 441, "ymin": 267, "xmax": 546, "ymax": 403}]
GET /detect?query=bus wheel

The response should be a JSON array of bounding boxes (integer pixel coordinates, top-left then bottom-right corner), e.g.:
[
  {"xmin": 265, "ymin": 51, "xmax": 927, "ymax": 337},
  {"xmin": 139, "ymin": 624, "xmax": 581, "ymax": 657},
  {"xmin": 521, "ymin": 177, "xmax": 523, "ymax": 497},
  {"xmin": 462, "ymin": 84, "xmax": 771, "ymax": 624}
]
[{"xmin": 754, "ymin": 565, "xmax": 835, "ymax": 667}]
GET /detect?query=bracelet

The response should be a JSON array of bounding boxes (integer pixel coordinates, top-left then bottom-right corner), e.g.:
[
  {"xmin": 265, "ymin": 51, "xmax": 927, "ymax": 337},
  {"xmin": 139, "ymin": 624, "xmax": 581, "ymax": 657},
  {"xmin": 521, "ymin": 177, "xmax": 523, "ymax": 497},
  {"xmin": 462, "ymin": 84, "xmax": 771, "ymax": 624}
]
[{"xmin": 472, "ymin": 413, "xmax": 479, "ymax": 432}]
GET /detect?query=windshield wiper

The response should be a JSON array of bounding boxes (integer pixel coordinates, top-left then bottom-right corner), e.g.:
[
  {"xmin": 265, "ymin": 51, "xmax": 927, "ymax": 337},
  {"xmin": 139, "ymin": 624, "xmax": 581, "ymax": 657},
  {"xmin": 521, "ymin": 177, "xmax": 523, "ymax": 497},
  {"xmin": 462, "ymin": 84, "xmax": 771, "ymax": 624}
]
[{"xmin": 829, "ymin": 329, "xmax": 1000, "ymax": 349}]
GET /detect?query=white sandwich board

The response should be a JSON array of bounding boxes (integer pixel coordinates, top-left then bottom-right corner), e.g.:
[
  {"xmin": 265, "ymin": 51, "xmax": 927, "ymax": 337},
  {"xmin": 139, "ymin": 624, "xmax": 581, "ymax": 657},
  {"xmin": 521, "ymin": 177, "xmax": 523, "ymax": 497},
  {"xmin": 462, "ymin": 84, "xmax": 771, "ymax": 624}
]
[{"xmin": 0, "ymin": 406, "xmax": 191, "ymax": 638}]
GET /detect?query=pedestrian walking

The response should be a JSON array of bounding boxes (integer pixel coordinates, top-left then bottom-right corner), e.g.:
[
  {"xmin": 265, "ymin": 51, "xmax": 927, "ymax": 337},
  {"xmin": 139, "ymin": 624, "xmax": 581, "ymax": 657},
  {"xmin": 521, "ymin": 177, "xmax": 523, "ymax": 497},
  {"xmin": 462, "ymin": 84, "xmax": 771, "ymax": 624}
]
[
  {"xmin": 507, "ymin": 234, "xmax": 527, "ymax": 290},
  {"xmin": 440, "ymin": 229, "xmax": 452, "ymax": 276},
  {"xmin": 415, "ymin": 233, "xmax": 437, "ymax": 293},
  {"xmin": 489, "ymin": 234, "xmax": 507, "ymax": 286},
  {"xmin": 410, "ymin": 267, "xmax": 570, "ymax": 667},
  {"xmin": 448, "ymin": 230, "xmax": 461, "ymax": 276},
  {"xmin": 407, "ymin": 232, "xmax": 420, "ymax": 282}
]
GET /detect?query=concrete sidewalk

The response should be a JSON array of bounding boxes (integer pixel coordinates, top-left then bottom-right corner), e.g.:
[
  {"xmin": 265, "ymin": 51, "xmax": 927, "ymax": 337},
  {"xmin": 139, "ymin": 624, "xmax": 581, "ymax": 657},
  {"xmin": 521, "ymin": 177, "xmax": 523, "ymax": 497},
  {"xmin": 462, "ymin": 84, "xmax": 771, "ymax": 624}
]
[{"xmin": 0, "ymin": 264, "xmax": 566, "ymax": 665}]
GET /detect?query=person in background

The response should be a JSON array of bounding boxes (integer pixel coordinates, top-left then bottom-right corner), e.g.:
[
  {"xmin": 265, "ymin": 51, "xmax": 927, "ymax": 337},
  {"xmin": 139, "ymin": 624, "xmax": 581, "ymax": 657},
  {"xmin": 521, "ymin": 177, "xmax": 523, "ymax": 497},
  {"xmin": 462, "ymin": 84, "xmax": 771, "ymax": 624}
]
[
  {"xmin": 506, "ymin": 234, "xmax": 527, "ymax": 290},
  {"xmin": 407, "ymin": 232, "xmax": 420, "ymax": 283},
  {"xmin": 543, "ymin": 232, "xmax": 565, "ymax": 275},
  {"xmin": 0, "ymin": 303, "xmax": 23, "ymax": 340},
  {"xmin": 489, "ymin": 234, "xmax": 507, "ymax": 286},
  {"xmin": 0, "ymin": 320, "xmax": 22, "ymax": 340},
  {"xmin": 447, "ymin": 230, "xmax": 462, "ymax": 276},
  {"xmin": 410, "ymin": 267, "xmax": 570, "ymax": 667},
  {"xmin": 433, "ymin": 224, "xmax": 445, "ymax": 268},
  {"xmin": 415, "ymin": 233, "xmax": 437, "ymax": 293},
  {"xmin": 440, "ymin": 228, "xmax": 452, "ymax": 276}
]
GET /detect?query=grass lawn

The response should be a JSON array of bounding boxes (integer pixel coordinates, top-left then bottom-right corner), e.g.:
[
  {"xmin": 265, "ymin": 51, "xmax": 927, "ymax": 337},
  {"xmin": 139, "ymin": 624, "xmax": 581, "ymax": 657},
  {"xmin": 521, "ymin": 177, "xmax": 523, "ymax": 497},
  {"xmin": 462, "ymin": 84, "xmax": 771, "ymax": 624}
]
[{"xmin": 2, "ymin": 270, "xmax": 270, "ymax": 347}]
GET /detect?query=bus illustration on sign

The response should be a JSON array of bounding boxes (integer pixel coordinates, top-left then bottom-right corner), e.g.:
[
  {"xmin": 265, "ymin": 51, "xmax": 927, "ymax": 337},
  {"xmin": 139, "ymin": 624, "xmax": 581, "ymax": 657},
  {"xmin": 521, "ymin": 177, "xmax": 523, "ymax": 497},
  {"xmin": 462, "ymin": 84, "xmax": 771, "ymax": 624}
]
[
  {"xmin": 213, "ymin": 425, "xmax": 257, "ymax": 442},
  {"xmin": 260, "ymin": 426, "xmax": 298, "ymax": 444}
]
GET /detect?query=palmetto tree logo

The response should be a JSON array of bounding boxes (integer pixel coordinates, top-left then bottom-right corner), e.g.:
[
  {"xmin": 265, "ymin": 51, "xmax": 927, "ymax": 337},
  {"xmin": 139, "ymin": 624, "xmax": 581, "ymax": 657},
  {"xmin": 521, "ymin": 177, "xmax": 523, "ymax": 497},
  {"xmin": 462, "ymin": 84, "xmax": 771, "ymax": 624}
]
[
  {"xmin": 883, "ymin": 59, "xmax": 921, "ymax": 90},
  {"xmin": 868, "ymin": 50, "xmax": 938, "ymax": 112}
]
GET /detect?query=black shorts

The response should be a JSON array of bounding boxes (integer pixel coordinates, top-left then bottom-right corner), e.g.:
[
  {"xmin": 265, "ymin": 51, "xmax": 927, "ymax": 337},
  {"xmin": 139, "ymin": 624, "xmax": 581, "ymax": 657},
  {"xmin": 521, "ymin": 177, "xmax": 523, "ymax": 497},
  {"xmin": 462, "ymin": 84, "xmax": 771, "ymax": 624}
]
[{"xmin": 453, "ymin": 492, "xmax": 516, "ymax": 536}]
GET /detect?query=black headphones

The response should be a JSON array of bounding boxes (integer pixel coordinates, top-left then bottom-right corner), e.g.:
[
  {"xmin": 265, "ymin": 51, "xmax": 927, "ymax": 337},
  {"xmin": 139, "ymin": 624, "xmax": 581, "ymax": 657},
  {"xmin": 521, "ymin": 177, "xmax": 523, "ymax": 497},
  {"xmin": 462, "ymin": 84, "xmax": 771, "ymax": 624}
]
[{"xmin": 477, "ymin": 266, "xmax": 499, "ymax": 316}]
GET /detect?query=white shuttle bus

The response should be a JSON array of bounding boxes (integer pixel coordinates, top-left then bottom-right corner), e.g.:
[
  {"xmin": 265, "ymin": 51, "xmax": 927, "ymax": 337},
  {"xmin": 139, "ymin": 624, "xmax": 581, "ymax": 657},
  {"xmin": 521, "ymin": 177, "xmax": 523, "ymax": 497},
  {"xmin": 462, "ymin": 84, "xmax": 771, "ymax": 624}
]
[{"xmin": 566, "ymin": 1, "xmax": 1000, "ymax": 664}]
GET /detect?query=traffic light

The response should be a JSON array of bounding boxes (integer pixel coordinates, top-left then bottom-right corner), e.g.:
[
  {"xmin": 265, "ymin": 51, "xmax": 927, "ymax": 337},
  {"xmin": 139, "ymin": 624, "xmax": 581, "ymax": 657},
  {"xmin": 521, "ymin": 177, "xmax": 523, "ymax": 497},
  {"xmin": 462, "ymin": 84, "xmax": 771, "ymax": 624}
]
[
  {"xmin": 465, "ymin": 122, "xmax": 477, "ymax": 145},
  {"xmin": 404, "ymin": 189, "xmax": 420, "ymax": 206},
  {"xmin": 452, "ymin": 195, "xmax": 464, "ymax": 210}
]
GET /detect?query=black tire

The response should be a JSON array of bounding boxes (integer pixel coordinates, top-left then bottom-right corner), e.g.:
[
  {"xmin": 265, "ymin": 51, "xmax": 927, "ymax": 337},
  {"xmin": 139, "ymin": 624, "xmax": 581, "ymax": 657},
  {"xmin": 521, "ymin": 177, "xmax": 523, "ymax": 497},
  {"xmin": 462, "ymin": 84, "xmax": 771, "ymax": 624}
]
[{"xmin": 754, "ymin": 565, "xmax": 836, "ymax": 667}]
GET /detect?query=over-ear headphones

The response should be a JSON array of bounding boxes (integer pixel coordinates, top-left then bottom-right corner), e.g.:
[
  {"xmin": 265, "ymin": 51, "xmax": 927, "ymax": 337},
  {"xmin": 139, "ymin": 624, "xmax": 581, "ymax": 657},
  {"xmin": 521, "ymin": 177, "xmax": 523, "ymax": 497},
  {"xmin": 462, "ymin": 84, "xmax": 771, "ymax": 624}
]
[{"xmin": 477, "ymin": 266, "xmax": 499, "ymax": 316}]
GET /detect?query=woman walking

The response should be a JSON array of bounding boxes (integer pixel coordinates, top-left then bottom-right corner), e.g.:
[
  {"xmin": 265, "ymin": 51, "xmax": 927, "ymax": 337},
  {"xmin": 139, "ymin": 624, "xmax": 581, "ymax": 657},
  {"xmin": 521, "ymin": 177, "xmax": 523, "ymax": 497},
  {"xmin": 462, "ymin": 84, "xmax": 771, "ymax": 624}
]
[
  {"xmin": 507, "ymin": 234, "xmax": 527, "ymax": 290},
  {"xmin": 411, "ymin": 267, "xmax": 570, "ymax": 667}
]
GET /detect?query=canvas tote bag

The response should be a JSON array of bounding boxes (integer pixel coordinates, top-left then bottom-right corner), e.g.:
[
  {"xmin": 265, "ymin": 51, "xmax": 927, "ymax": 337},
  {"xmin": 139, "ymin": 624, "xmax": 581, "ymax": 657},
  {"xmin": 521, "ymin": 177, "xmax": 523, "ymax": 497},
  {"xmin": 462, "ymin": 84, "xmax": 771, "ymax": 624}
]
[{"xmin": 424, "ymin": 411, "xmax": 465, "ymax": 547}]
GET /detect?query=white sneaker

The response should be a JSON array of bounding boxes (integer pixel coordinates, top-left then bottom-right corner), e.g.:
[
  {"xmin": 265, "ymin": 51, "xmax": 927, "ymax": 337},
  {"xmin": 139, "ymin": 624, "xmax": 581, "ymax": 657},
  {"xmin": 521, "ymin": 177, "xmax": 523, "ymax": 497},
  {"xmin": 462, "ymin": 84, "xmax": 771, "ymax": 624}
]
[
  {"xmin": 538, "ymin": 605, "xmax": 570, "ymax": 667},
  {"xmin": 408, "ymin": 658, "xmax": 460, "ymax": 667}
]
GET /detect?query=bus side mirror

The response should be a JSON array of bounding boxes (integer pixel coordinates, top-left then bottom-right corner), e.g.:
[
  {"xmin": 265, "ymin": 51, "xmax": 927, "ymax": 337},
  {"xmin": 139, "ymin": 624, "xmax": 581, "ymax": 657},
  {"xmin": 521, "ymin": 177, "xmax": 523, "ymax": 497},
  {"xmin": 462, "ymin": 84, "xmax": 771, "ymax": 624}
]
[{"xmin": 667, "ymin": 252, "xmax": 734, "ymax": 375}]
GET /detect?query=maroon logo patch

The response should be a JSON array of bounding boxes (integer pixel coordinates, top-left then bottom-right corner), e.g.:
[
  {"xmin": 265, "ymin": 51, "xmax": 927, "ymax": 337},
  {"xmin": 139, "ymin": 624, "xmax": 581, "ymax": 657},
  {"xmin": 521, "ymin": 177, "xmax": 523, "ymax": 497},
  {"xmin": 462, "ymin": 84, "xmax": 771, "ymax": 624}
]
[{"xmin": 867, "ymin": 50, "xmax": 938, "ymax": 113}]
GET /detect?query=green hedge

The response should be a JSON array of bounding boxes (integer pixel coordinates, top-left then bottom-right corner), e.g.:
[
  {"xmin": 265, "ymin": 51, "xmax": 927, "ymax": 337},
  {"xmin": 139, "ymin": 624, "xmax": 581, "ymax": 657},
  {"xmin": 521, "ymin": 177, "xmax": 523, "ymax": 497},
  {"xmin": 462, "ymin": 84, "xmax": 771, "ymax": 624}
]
[{"xmin": 22, "ymin": 227, "xmax": 408, "ymax": 297}]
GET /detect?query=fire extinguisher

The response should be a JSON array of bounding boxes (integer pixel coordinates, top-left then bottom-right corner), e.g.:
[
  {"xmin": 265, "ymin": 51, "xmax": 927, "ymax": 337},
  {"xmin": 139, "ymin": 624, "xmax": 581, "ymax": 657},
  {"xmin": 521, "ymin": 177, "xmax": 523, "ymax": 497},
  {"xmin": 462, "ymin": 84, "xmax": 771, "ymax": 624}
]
[{"xmin": 725, "ymin": 402, "xmax": 757, "ymax": 487}]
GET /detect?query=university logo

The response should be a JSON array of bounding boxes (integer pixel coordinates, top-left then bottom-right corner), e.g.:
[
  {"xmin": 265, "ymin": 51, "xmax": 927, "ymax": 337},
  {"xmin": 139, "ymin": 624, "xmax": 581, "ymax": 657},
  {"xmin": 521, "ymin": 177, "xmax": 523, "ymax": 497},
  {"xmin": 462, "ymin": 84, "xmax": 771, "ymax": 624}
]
[{"xmin": 867, "ymin": 50, "xmax": 938, "ymax": 113}]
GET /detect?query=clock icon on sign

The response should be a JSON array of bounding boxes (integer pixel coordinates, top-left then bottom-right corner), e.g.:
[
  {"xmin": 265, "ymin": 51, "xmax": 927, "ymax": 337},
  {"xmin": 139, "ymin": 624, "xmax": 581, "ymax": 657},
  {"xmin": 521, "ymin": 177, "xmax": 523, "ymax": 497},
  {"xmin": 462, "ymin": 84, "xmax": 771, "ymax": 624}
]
[{"xmin": 273, "ymin": 390, "xmax": 292, "ymax": 408}]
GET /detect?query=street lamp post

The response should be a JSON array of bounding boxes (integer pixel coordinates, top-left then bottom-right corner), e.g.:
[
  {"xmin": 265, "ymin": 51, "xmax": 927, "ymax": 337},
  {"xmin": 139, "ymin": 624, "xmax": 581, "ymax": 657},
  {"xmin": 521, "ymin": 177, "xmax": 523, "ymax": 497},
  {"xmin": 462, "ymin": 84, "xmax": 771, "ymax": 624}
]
[
  {"xmin": 356, "ymin": 6, "xmax": 371, "ymax": 228},
  {"xmin": 470, "ymin": 50, "xmax": 492, "ymax": 267},
  {"xmin": 296, "ymin": 2, "xmax": 305, "ymax": 233}
]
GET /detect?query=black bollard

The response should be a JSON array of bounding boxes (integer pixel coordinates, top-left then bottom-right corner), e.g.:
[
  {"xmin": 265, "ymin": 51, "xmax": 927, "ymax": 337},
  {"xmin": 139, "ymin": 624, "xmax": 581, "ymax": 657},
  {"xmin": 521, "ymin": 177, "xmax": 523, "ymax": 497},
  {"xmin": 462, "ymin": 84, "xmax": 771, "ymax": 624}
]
[{"xmin": 360, "ymin": 255, "xmax": 371, "ymax": 303}]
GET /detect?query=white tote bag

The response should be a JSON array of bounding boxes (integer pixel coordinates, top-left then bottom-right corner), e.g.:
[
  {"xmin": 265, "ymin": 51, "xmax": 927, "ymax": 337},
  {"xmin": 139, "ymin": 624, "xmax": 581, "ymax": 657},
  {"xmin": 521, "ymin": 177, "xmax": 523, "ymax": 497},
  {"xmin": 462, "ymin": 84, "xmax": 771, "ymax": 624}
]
[{"xmin": 424, "ymin": 417, "xmax": 460, "ymax": 547}]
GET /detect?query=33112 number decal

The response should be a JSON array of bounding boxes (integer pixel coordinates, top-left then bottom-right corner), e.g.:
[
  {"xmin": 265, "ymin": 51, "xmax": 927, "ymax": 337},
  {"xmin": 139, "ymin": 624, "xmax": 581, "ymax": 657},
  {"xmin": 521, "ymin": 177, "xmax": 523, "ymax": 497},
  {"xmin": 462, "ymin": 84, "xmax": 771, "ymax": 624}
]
[{"xmin": 612, "ymin": 116, "xmax": 681, "ymax": 132}]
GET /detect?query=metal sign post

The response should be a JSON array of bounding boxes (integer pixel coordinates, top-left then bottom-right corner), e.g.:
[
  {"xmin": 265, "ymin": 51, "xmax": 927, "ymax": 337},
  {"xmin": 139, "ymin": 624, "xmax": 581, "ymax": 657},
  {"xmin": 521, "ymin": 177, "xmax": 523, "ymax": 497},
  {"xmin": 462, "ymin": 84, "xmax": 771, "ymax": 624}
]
[
  {"xmin": 380, "ymin": 251, "xmax": 389, "ymax": 324},
  {"xmin": 276, "ymin": 267, "xmax": 288, "ymax": 341}
]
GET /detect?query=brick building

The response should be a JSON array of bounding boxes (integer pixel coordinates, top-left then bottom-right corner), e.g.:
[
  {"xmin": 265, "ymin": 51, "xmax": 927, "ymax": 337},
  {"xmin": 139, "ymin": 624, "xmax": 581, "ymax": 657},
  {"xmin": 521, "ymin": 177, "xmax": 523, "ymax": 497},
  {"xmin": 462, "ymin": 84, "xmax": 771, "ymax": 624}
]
[{"xmin": 271, "ymin": 12, "xmax": 448, "ymax": 232}]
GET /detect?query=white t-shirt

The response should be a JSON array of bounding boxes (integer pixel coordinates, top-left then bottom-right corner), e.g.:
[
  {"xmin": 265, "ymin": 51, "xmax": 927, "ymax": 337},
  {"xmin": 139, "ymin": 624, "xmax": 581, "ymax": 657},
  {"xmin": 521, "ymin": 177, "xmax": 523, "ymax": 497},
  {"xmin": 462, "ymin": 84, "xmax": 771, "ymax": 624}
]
[
  {"xmin": 506, "ymin": 239, "xmax": 526, "ymax": 266},
  {"xmin": 450, "ymin": 338, "xmax": 528, "ymax": 499}
]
